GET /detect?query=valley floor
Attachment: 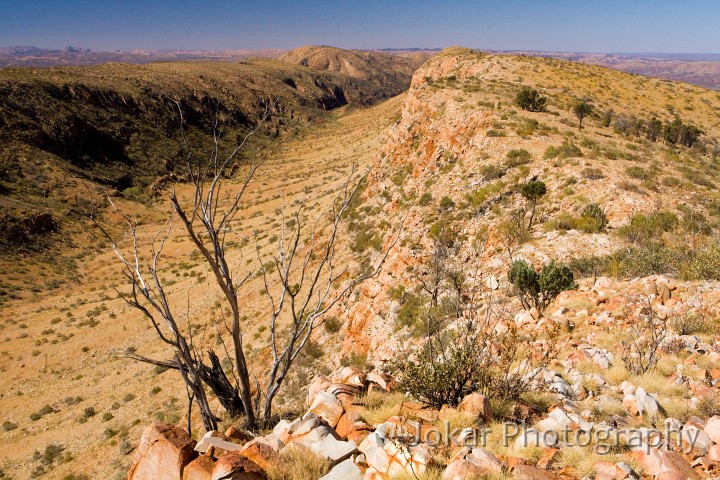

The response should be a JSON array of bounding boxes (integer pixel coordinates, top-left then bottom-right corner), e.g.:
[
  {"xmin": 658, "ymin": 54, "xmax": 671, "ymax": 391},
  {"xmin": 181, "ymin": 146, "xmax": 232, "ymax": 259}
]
[{"xmin": 0, "ymin": 95, "xmax": 404, "ymax": 480}]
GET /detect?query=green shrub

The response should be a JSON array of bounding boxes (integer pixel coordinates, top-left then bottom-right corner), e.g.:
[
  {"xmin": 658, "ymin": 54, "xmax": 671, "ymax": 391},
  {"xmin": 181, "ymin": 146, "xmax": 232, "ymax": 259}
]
[
  {"xmin": 392, "ymin": 319, "xmax": 529, "ymax": 409},
  {"xmin": 618, "ymin": 211, "xmax": 678, "ymax": 245},
  {"xmin": 323, "ymin": 316, "xmax": 342, "ymax": 333},
  {"xmin": 520, "ymin": 179, "xmax": 547, "ymax": 228},
  {"xmin": 509, "ymin": 260, "xmax": 577, "ymax": 310},
  {"xmin": 544, "ymin": 140, "xmax": 582, "ymax": 159},
  {"xmin": 3, "ymin": 420, "xmax": 18, "ymax": 431},
  {"xmin": 626, "ymin": 166, "xmax": 653, "ymax": 180},
  {"xmin": 580, "ymin": 203, "xmax": 608, "ymax": 232},
  {"xmin": 439, "ymin": 196, "xmax": 455, "ymax": 211},
  {"xmin": 418, "ymin": 192, "xmax": 433, "ymax": 206},
  {"xmin": 395, "ymin": 292, "xmax": 426, "ymax": 331},
  {"xmin": 349, "ymin": 221, "xmax": 382, "ymax": 253},
  {"xmin": 515, "ymin": 87, "xmax": 547, "ymax": 112},
  {"xmin": 479, "ymin": 164, "xmax": 506, "ymax": 180},
  {"xmin": 506, "ymin": 149, "xmax": 532, "ymax": 167}
]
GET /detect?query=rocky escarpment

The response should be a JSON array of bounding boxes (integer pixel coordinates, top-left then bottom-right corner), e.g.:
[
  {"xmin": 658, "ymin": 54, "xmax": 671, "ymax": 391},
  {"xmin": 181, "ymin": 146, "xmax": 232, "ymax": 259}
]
[
  {"xmin": 330, "ymin": 47, "xmax": 720, "ymax": 359},
  {"xmin": 280, "ymin": 46, "xmax": 427, "ymax": 101},
  {"xmin": 0, "ymin": 57, "xmax": 399, "ymax": 191}
]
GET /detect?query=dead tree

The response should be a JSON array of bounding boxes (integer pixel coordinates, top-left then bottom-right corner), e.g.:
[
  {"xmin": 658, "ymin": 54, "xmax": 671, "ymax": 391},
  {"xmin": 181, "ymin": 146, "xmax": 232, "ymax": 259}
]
[{"xmin": 97, "ymin": 102, "xmax": 401, "ymax": 430}]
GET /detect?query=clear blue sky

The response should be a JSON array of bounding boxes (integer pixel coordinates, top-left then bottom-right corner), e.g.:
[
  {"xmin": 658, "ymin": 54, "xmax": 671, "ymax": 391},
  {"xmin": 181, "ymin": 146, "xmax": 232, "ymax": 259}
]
[{"xmin": 1, "ymin": 0, "xmax": 718, "ymax": 53}]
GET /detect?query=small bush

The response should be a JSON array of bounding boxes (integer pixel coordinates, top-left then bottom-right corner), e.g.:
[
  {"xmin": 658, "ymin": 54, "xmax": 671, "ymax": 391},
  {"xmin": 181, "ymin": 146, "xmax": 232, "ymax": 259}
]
[
  {"xmin": 505, "ymin": 149, "xmax": 532, "ymax": 167},
  {"xmin": 671, "ymin": 311, "xmax": 714, "ymax": 335},
  {"xmin": 393, "ymin": 319, "xmax": 529, "ymax": 408},
  {"xmin": 323, "ymin": 316, "xmax": 341, "ymax": 333},
  {"xmin": 509, "ymin": 260, "xmax": 577, "ymax": 311},
  {"xmin": 621, "ymin": 298, "xmax": 668, "ymax": 375},
  {"xmin": 418, "ymin": 192, "xmax": 433, "ymax": 206},
  {"xmin": 515, "ymin": 87, "xmax": 547, "ymax": 112},
  {"xmin": 439, "ymin": 196, "xmax": 455, "ymax": 211},
  {"xmin": 544, "ymin": 140, "xmax": 582, "ymax": 159},
  {"xmin": 3, "ymin": 420, "xmax": 18, "ymax": 431},
  {"xmin": 618, "ymin": 211, "xmax": 678, "ymax": 245},
  {"xmin": 580, "ymin": 203, "xmax": 608, "ymax": 232}
]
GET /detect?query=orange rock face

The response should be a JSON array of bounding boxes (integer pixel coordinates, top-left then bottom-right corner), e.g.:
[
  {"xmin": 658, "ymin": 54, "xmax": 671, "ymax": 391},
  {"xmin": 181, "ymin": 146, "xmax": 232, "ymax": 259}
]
[{"xmin": 128, "ymin": 423, "xmax": 198, "ymax": 480}]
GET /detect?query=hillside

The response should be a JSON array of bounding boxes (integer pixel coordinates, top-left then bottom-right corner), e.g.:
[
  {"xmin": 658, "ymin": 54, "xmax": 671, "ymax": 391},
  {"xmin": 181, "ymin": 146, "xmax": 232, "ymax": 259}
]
[
  {"xmin": 280, "ymin": 45, "xmax": 425, "ymax": 97},
  {"xmin": 2, "ymin": 48, "xmax": 720, "ymax": 480},
  {"xmin": 344, "ymin": 47, "xmax": 720, "ymax": 356},
  {"xmin": 0, "ymin": 55, "xmax": 415, "ymax": 305}
]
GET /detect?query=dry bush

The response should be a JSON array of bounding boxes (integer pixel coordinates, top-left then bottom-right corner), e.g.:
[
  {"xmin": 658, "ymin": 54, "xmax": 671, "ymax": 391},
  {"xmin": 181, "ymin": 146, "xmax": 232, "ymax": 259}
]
[{"xmin": 620, "ymin": 297, "xmax": 668, "ymax": 375}]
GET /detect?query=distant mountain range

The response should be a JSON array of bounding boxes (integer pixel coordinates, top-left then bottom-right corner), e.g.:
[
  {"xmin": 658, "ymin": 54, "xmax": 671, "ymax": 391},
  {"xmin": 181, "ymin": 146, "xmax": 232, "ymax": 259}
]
[
  {"xmin": 2, "ymin": 46, "xmax": 720, "ymax": 89},
  {"xmin": 0, "ymin": 45, "xmax": 287, "ymax": 67}
]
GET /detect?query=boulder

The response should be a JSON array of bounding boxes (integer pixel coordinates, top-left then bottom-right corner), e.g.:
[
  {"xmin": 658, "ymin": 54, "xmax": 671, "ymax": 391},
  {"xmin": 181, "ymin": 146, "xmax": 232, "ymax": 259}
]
[
  {"xmin": 510, "ymin": 464, "xmax": 555, "ymax": 480},
  {"xmin": 308, "ymin": 391, "xmax": 344, "ymax": 428},
  {"xmin": 366, "ymin": 371, "xmax": 394, "ymax": 391},
  {"xmin": 704, "ymin": 416, "xmax": 720, "ymax": 444},
  {"xmin": 332, "ymin": 366, "xmax": 367, "ymax": 387},
  {"xmin": 635, "ymin": 387, "xmax": 663, "ymax": 419},
  {"xmin": 307, "ymin": 376, "xmax": 332, "ymax": 406},
  {"xmin": 457, "ymin": 393, "xmax": 493, "ymax": 421},
  {"xmin": 194, "ymin": 431, "xmax": 243, "ymax": 455},
  {"xmin": 632, "ymin": 447, "xmax": 698, "ymax": 479},
  {"xmin": 335, "ymin": 409, "xmax": 373, "ymax": 441},
  {"xmin": 442, "ymin": 447, "xmax": 503, "ymax": 480},
  {"xmin": 358, "ymin": 427, "xmax": 429, "ymax": 478},
  {"xmin": 210, "ymin": 453, "xmax": 264, "ymax": 480},
  {"xmin": 707, "ymin": 444, "xmax": 720, "ymax": 462},
  {"xmin": 128, "ymin": 423, "xmax": 198, "ymax": 480},
  {"xmin": 681, "ymin": 426, "xmax": 713, "ymax": 457},
  {"xmin": 623, "ymin": 394, "xmax": 640, "ymax": 416},
  {"xmin": 319, "ymin": 457, "xmax": 363, "ymax": 480},
  {"xmin": 237, "ymin": 437, "xmax": 279, "ymax": 471},
  {"xmin": 315, "ymin": 436, "xmax": 358, "ymax": 464},
  {"xmin": 182, "ymin": 455, "xmax": 215, "ymax": 480}
]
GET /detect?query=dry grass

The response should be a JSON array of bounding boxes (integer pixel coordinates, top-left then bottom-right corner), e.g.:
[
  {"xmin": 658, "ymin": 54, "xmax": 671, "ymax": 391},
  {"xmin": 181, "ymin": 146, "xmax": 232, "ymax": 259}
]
[
  {"xmin": 514, "ymin": 445, "xmax": 545, "ymax": 463},
  {"xmin": 389, "ymin": 466, "xmax": 445, "ymax": 480},
  {"xmin": 559, "ymin": 446, "xmax": 599, "ymax": 478},
  {"xmin": 265, "ymin": 446, "xmax": 330, "ymax": 480},
  {"xmin": 359, "ymin": 391, "xmax": 406, "ymax": 425},
  {"xmin": 434, "ymin": 410, "xmax": 478, "ymax": 433}
]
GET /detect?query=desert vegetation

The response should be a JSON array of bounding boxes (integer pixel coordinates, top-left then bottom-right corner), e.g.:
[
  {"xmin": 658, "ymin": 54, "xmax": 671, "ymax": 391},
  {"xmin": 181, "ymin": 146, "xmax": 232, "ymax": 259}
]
[{"xmin": 2, "ymin": 46, "xmax": 720, "ymax": 480}]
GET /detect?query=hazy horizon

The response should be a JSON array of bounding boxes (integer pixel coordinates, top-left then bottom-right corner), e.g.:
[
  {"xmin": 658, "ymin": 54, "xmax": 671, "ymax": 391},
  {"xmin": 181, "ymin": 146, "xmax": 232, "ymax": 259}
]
[{"xmin": 1, "ymin": 0, "xmax": 719, "ymax": 54}]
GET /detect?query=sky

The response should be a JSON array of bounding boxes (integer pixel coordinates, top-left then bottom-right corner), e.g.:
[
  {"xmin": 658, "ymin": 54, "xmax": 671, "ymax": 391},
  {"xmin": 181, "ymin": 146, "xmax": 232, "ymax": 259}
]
[{"xmin": 1, "ymin": 0, "xmax": 719, "ymax": 54}]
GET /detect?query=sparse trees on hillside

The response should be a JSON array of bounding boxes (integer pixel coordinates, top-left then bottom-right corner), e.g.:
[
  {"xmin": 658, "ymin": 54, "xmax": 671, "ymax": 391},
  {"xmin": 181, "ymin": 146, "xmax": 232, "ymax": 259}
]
[
  {"xmin": 573, "ymin": 99, "xmax": 594, "ymax": 130},
  {"xmin": 645, "ymin": 116, "xmax": 663, "ymax": 142},
  {"xmin": 96, "ymin": 103, "xmax": 400, "ymax": 431},
  {"xmin": 663, "ymin": 117, "xmax": 703, "ymax": 148},
  {"xmin": 520, "ymin": 178, "xmax": 547, "ymax": 228},
  {"xmin": 515, "ymin": 87, "xmax": 547, "ymax": 112}
]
